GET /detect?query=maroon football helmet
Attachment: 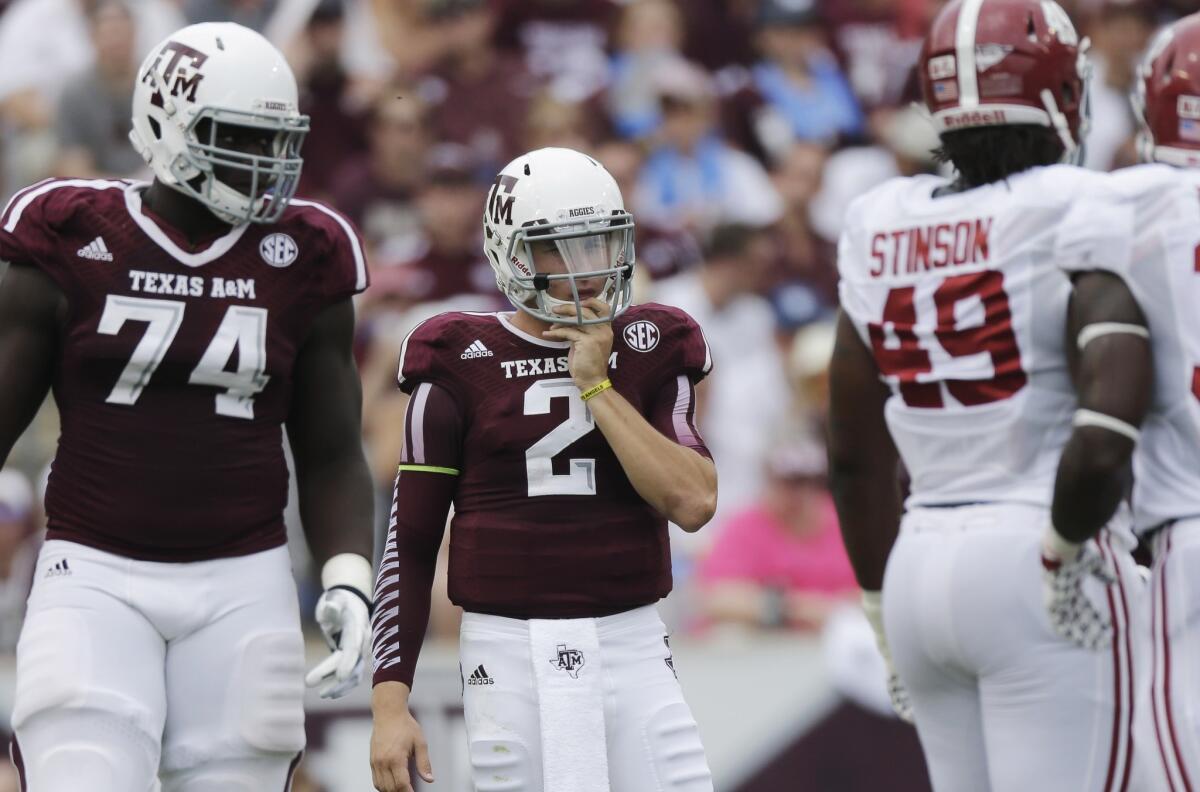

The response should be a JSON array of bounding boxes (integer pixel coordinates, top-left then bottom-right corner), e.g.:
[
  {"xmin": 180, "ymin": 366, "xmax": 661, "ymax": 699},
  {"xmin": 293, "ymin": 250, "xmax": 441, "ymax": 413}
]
[
  {"xmin": 1135, "ymin": 13, "xmax": 1200, "ymax": 167},
  {"xmin": 919, "ymin": 0, "xmax": 1090, "ymax": 162}
]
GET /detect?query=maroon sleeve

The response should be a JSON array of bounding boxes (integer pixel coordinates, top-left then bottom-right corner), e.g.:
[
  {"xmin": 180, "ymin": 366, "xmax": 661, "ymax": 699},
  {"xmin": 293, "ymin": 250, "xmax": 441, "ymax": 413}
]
[
  {"xmin": 291, "ymin": 199, "xmax": 370, "ymax": 307},
  {"xmin": 371, "ymin": 381, "xmax": 463, "ymax": 689},
  {"xmin": 673, "ymin": 308, "xmax": 713, "ymax": 383},
  {"xmin": 0, "ymin": 180, "xmax": 69, "ymax": 286},
  {"xmin": 646, "ymin": 303, "xmax": 713, "ymax": 383},
  {"xmin": 395, "ymin": 313, "xmax": 463, "ymax": 398},
  {"xmin": 649, "ymin": 373, "xmax": 712, "ymax": 461}
]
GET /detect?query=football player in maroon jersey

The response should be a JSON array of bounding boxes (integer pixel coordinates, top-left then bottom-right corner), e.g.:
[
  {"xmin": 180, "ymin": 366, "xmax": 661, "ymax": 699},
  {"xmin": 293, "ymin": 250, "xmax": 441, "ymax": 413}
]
[
  {"xmin": 368, "ymin": 147, "xmax": 718, "ymax": 792},
  {"xmin": 0, "ymin": 23, "xmax": 374, "ymax": 792}
]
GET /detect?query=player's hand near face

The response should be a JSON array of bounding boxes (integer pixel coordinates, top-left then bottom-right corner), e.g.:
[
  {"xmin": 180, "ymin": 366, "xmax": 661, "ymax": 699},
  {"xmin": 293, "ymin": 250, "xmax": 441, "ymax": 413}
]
[
  {"xmin": 371, "ymin": 682, "xmax": 435, "ymax": 792},
  {"xmin": 543, "ymin": 298, "xmax": 614, "ymax": 389}
]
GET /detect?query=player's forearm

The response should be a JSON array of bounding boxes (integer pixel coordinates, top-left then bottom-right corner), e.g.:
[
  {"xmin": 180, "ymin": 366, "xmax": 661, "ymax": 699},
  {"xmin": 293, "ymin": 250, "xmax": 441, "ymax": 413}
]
[
  {"xmin": 371, "ymin": 469, "xmax": 454, "ymax": 689},
  {"xmin": 828, "ymin": 457, "xmax": 902, "ymax": 591},
  {"xmin": 295, "ymin": 451, "xmax": 376, "ymax": 564},
  {"xmin": 1051, "ymin": 271, "xmax": 1151, "ymax": 544},
  {"xmin": 585, "ymin": 387, "xmax": 717, "ymax": 531},
  {"xmin": 1051, "ymin": 429, "xmax": 1133, "ymax": 544}
]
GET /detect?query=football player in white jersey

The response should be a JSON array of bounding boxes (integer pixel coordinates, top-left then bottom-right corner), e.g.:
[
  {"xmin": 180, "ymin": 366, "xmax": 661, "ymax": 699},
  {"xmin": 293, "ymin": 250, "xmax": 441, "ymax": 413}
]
[
  {"xmin": 829, "ymin": 1, "xmax": 1158, "ymax": 789},
  {"xmin": 1063, "ymin": 13, "xmax": 1200, "ymax": 788}
]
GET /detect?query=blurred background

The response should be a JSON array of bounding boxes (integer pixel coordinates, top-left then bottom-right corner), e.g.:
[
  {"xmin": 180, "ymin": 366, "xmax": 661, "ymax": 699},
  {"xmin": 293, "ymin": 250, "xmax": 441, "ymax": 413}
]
[{"xmin": 0, "ymin": 0, "xmax": 1183, "ymax": 789}]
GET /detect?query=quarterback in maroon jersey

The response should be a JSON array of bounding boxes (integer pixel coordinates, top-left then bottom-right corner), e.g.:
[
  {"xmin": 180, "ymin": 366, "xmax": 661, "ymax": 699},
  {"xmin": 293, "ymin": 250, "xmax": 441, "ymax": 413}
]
[
  {"xmin": 369, "ymin": 147, "xmax": 718, "ymax": 792},
  {"xmin": 0, "ymin": 23, "xmax": 374, "ymax": 792}
]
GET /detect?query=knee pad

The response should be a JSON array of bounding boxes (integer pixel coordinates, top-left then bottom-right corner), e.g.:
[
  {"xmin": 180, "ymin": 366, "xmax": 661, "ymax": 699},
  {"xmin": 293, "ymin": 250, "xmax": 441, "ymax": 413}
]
[
  {"xmin": 232, "ymin": 631, "xmax": 306, "ymax": 754},
  {"xmin": 469, "ymin": 739, "xmax": 539, "ymax": 792},
  {"xmin": 159, "ymin": 754, "xmax": 301, "ymax": 792},
  {"xmin": 15, "ymin": 709, "xmax": 160, "ymax": 792},
  {"xmin": 645, "ymin": 703, "xmax": 713, "ymax": 792}
]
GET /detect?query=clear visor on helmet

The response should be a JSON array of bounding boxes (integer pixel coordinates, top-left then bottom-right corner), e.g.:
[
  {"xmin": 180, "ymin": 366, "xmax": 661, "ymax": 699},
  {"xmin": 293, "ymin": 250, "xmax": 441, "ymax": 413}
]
[
  {"xmin": 508, "ymin": 212, "xmax": 635, "ymax": 326},
  {"xmin": 182, "ymin": 107, "xmax": 309, "ymax": 224}
]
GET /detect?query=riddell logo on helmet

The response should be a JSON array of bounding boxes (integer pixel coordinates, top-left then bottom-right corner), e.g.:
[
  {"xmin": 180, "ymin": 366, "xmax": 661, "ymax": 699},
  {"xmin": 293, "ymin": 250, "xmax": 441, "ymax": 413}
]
[{"xmin": 943, "ymin": 109, "xmax": 1008, "ymax": 128}]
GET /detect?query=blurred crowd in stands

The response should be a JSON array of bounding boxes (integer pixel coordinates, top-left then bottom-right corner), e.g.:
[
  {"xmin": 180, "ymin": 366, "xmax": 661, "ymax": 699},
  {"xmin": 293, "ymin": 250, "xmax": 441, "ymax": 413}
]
[{"xmin": 0, "ymin": 0, "xmax": 1186, "ymax": 653}]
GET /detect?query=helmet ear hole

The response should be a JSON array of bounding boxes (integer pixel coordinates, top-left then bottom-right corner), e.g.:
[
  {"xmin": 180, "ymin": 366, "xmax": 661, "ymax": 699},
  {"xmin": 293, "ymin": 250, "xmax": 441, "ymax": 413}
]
[
  {"xmin": 148, "ymin": 117, "xmax": 162, "ymax": 140},
  {"xmin": 1026, "ymin": 12, "xmax": 1037, "ymax": 39}
]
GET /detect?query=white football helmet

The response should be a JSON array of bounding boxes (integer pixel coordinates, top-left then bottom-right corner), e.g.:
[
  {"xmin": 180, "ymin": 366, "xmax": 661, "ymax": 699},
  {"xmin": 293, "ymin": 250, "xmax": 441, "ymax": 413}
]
[
  {"xmin": 482, "ymin": 148, "xmax": 635, "ymax": 326},
  {"xmin": 129, "ymin": 22, "xmax": 309, "ymax": 225}
]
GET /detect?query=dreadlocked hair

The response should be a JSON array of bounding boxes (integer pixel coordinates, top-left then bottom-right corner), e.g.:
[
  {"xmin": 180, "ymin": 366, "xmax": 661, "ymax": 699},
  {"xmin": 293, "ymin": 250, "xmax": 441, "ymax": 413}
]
[{"xmin": 935, "ymin": 125, "xmax": 1065, "ymax": 190}]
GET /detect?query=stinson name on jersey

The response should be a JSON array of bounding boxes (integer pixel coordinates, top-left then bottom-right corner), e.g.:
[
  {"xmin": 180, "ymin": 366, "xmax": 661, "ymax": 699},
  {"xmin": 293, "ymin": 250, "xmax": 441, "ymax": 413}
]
[
  {"xmin": 127, "ymin": 269, "xmax": 257, "ymax": 300},
  {"xmin": 869, "ymin": 217, "xmax": 993, "ymax": 278}
]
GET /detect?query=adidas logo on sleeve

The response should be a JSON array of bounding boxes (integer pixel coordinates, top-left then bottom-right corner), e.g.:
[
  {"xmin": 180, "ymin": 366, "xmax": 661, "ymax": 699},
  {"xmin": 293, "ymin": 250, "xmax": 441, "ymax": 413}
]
[
  {"xmin": 466, "ymin": 664, "xmax": 495, "ymax": 685},
  {"xmin": 77, "ymin": 236, "xmax": 114, "ymax": 262},
  {"xmin": 460, "ymin": 340, "xmax": 494, "ymax": 359}
]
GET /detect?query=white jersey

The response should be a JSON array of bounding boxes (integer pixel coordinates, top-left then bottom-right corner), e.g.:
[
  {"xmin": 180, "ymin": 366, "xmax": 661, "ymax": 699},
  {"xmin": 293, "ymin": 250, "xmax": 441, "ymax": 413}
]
[
  {"xmin": 838, "ymin": 165, "xmax": 1131, "ymax": 508},
  {"xmin": 1078, "ymin": 164, "xmax": 1200, "ymax": 533}
]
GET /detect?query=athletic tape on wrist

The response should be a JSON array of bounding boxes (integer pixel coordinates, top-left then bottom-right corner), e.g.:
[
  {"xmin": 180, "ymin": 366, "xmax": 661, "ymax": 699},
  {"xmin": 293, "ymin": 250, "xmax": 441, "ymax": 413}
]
[
  {"xmin": 321, "ymin": 553, "xmax": 374, "ymax": 605},
  {"xmin": 1073, "ymin": 409, "xmax": 1140, "ymax": 442},
  {"xmin": 1076, "ymin": 322, "xmax": 1149, "ymax": 351}
]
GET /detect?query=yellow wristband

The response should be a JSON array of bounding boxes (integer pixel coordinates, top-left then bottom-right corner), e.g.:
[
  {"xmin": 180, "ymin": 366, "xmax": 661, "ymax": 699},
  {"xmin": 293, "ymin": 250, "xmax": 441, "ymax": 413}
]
[{"xmin": 579, "ymin": 378, "xmax": 613, "ymax": 401}]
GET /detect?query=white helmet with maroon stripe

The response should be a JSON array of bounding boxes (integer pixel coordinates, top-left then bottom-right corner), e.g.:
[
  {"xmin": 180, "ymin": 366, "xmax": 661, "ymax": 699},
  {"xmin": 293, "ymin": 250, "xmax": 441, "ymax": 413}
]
[
  {"xmin": 919, "ymin": 0, "xmax": 1091, "ymax": 163},
  {"xmin": 129, "ymin": 22, "xmax": 309, "ymax": 224}
]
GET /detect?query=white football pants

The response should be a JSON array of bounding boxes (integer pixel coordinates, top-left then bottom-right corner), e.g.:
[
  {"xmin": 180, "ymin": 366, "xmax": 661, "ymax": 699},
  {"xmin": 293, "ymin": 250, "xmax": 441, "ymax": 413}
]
[
  {"xmin": 1148, "ymin": 519, "xmax": 1200, "ymax": 791},
  {"xmin": 884, "ymin": 504, "xmax": 1159, "ymax": 792},
  {"xmin": 458, "ymin": 605, "xmax": 713, "ymax": 792},
  {"xmin": 11, "ymin": 540, "xmax": 306, "ymax": 792}
]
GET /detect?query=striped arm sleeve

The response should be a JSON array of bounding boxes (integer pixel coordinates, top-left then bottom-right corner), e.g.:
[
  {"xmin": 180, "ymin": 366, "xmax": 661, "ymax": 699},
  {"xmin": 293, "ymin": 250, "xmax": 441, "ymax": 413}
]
[
  {"xmin": 371, "ymin": 382, "xmax": 463, "ymax": 688},
  {"xmin": 650, "ymin": 374, "xmax": 711, "ymax": 460}
]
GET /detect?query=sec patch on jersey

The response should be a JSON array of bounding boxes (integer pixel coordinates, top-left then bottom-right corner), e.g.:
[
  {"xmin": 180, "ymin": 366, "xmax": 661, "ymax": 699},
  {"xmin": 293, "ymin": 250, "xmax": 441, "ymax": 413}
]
[{"xmin": 623, "ymin": 320, "xmax": 660, "ymax": 352}]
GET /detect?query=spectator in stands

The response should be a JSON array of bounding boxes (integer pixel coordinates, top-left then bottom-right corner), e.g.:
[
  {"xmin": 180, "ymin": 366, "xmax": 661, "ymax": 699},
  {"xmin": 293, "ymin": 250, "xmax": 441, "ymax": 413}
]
[
  {"xmin": 698, "ymin": 441, "xmax": 858, "ymax": 631},
  {"xmin": 787, "ymin": 318, "xmax": 835, "ymax": 429},
  {"xmin": 0, "ymin": 470, "xmax": 39, "ymax": 653},
  {"xmin": 418, "ymin": 0, "xmax": 536, "ymax": 174},
  {"xmin": 330, "ymin": 88, "xmax": 428, "ymax": 262},
  {"xmin": 819, "ymin": 0, "xmax": 926, "ymax": 110},
  {"xmin": 770, "ymin": 140, "xmax": 836, "ymax": 300},
  {"xmin": 654, "ymin": 224, "xmax": 792, "ymax": 527},
  {"xmin": 293, "ymin": 0, "xmax": 371, "ymax": 198},
  {"xmin": 751, "ymin": 0, "xmax": 863, "ymax": 160},
  {"xmin": 491, "ymin": 0, "xmax": 618, "ymax": 102},
  {"xmin": 1084, "ymin": 0, "xmax": 1155, "ymax": 171},
  {"xmin": 634, "ymin": 59, "xmax": 783, "ymax": 231},
  {"xmin": 523, "ymin": 90, "xmax": 603, "ymax": 153},
  {"xmin": 0, "ymin": 0, "xmax": 182, "ymax": 195},
  {"xmin": 607, "ymin": 0, "xmax": 687, "ymax": 139},
  {"xmin": 55, "ymin": 0, "xmax": 147, "ymax": 179},
  {"xmin": 362, "ymin": 143, "xmax": 496, "ymax": 311}
]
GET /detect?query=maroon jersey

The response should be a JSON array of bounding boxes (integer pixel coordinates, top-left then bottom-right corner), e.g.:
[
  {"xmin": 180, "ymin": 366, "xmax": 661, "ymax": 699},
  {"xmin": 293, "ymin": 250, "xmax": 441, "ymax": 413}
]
[
  {"xmin": 0, "ymin": 178, "xmax": 368, "ymax": 561},
  {"xmin": 401, "ymin": 305, "xmax": 710, "ymax": 614}
]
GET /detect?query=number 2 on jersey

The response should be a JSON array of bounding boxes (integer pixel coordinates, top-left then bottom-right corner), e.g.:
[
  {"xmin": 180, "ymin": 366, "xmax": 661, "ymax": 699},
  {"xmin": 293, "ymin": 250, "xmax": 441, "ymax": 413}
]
[
  {"xmin": 98, "ymin": 295, "xmax": 269, "ymax": 419},
  {"xmin": 524, "ymin": 378, "xmax": 597, "ymax": 496},
  {"xmin": 868, "ymin": 271, "xmax": 1026, "ymax": 408}
]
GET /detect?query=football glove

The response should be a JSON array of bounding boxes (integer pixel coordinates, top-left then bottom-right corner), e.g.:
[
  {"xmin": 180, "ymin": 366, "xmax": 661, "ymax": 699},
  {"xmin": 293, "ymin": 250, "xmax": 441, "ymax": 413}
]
[
  {"xmin": 1040, "ymin": 528, "xmax": 1115, "ymax": 651},
  {"xmin": 862, "ymin": 590, "xmax": 913, "ymax": 723},
  {"xmin": 306, "ymin": 553, "xmax": 374, "ymax": 699}
]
